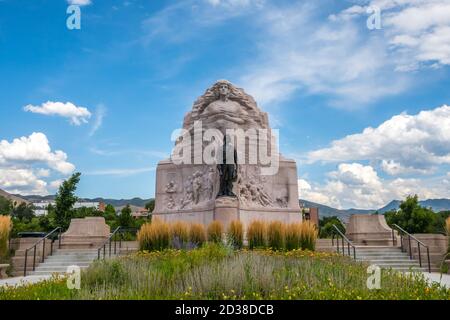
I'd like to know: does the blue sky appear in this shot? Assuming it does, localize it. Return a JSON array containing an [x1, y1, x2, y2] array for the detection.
[[1, 0, 450, 209]]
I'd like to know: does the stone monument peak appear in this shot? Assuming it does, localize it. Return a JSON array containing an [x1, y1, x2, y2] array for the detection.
[[153, 80, 301, 228]]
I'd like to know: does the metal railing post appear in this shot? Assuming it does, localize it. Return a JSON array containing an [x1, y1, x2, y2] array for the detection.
[[408, 235, 412, 259], [418, 243, 422, 267], [391, 229, 395, 246], [24, 250, 28, 277], [427, 248, 431, 273], [42, 238, 45, 262], [342, 237, 345, 256], [33, 246, 37, 271], [109, 239, 112, 257]]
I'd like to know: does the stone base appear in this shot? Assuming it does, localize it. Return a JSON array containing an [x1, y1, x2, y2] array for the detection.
[[152, 206, 302, 230], [214, 196, 239, 229]]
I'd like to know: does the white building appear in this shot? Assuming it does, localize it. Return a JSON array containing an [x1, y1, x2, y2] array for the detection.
[[32, 201, 101, 216]]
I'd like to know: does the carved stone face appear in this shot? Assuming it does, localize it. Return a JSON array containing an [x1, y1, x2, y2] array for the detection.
[[218, 83, 230, 99]]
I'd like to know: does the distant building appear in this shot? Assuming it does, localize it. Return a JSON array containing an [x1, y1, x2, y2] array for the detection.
[[300, 203, 319, 227], [32, 200, 104, 216]]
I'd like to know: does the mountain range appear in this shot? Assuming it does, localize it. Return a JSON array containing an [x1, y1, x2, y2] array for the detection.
[[3, 189, 450, 219]]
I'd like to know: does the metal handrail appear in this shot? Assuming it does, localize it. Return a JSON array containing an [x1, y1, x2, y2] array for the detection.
[[97, 226, 122, 260], [391, 224, 431, 273], [331, 224, 356, 259], [23, 227, 62, 276]]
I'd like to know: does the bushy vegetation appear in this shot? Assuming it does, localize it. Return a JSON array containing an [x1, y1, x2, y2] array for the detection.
[[227, 220, 243, 249], [137, 219, 170, 251], [189, 223, 207, 247], [299, 221, 318, 250], [0, 173, 149, 238], [319, 216, 346, 238], [1, 244, 449, 300], [207, 221, 223, 244], [247, 220, 267, 249], [170, 221, 190, 248], [385, 195, 446, 234], [267, 221, 284, 250], [285, 222, 302, 250], [0, 215, 11, 262]]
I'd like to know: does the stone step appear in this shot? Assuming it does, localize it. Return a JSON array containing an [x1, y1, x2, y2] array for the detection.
[[357, 256, 412, 261], [60, 242, 95, 249], [34, 264, 91, 270]]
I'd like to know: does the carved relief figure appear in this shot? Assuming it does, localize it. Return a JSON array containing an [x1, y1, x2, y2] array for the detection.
[[206, 167, 216, 200], [192, 171, 203, 204], [180, 176, 194, 209], [165, 180, 177, 193], [166, 195, 176, 210]]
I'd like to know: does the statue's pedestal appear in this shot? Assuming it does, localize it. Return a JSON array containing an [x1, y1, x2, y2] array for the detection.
[[214, 196, 239, 229]]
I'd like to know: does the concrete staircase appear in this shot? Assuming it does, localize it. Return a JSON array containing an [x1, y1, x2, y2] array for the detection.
[[316, 239, 438, 272], [31, 249, 102, 276], [355, 246, 429, 272]]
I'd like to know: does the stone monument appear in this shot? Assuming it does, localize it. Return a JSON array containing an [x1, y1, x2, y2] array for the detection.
[[153, 80, 301, 228]]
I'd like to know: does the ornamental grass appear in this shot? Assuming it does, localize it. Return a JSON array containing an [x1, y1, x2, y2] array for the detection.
[[137, 218, 170, 251], [0, 215, 11, 261], [227, 220, 243, 249], [247, 220, 267, 249], [189, 223, 207, 247], [267, 221, 285, 251], [207, 220, 223, 244]]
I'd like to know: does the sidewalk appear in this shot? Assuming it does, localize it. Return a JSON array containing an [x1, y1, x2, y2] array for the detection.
[[0, 275, 53, 288], [420, 272, 450, 288]]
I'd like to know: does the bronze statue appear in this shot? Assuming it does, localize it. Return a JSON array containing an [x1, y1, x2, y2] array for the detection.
[[217, 136, 237, 198]]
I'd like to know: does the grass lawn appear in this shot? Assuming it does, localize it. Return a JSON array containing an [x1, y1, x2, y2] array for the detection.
[[1, 244, 449, 300]]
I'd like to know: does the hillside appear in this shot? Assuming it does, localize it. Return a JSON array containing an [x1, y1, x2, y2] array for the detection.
[[300, 199, 375, 220], [378, 199, 450, 213], [0, 188, 29, 204]]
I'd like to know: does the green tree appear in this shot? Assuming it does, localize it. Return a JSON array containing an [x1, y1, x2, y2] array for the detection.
[[55, 172, 81, 230], [0, 196, 12, 215], [145, 199, 155, 213], [319, 216, 346, 238], [118, 204, 134, 228], [385, 195, 436, 233], [11, 203, 35, 222], [104, 204, 117, 220]]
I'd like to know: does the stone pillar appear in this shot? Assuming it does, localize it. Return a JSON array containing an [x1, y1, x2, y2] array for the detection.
[[214, 197, 239, 230]]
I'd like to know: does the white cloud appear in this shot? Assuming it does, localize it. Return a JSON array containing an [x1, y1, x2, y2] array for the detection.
[[307, 105, 450, 174], [24, 101, 91, 125], [0, 132, 75, 175], [238, 2, 409, 107], [0, 168, 48, 195], [299, 163, 450, 209], [0, 133, 75, 195], [67, 0, 91, 6], [334, 0, 450, 70], [89, 104, 106, 136], [49, 179, 64, 190]]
